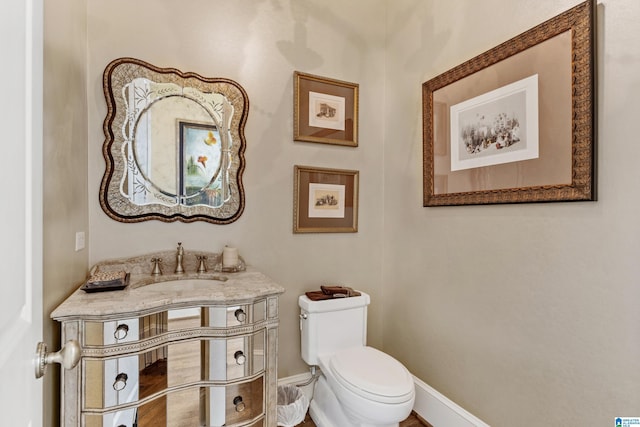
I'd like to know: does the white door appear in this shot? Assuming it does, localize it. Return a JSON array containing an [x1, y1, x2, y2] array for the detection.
[[0, 0, 44, 426]]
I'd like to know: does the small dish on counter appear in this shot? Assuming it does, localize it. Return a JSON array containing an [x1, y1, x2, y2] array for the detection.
[[81, 273, 130, 293]]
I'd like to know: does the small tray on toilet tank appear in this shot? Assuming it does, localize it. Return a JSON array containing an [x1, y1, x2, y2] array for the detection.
[[299, 291, 370, 312]]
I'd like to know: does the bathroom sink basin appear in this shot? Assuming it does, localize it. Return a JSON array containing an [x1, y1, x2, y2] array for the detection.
[[137, 277, 228, 293]]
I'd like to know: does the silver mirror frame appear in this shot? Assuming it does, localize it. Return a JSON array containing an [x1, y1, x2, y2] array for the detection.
[[100, 57, 248, 224]]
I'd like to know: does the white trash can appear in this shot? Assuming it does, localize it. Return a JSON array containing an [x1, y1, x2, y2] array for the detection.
[[276, 385, 309, 427]]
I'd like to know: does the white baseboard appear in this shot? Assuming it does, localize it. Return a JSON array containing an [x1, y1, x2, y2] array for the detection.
[[412, 376, 490, 427], [278, 374, 490, 427]]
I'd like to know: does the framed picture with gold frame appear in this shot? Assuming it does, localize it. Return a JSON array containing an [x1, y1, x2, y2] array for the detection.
[[422, 0, 596, 206], [294, 71, 359, 147], [293, 165, 359, 233]]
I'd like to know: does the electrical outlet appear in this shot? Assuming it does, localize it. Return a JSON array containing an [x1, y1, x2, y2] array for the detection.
[[75, 231, 85, 252]]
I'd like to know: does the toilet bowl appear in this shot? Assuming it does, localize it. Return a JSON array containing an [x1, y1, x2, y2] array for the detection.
[[299, 292, 415, 427], [318, 346, 415, 426]]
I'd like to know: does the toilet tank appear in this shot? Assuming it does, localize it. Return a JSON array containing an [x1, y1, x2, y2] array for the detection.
[[299, 292, 370, 365]]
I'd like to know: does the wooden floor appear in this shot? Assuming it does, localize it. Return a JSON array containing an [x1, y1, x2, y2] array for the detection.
[[296, 410, 431, 427]]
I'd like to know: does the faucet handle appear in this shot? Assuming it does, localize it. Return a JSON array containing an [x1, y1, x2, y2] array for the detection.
[[196, 255, 208, 273], [150, 258, 163, 276]]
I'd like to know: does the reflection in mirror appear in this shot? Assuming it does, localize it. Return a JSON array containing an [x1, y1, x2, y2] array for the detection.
[[127, 84, 230, 207], [133, 97, 224, 203], [137, 387, 202, 426], [100, 57, 248, 223]]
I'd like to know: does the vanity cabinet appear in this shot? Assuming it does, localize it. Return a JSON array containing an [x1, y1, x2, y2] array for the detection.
[[52, 263, 284, 427]]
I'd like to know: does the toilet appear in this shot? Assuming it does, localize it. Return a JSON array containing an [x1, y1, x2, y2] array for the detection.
[[299, 292, 415, 427]]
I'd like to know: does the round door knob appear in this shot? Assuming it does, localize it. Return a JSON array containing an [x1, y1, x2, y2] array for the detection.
[[233, 396, 246, 412], [34, 340, 81, 379], [234, 350, 246, 365], [234, 308, 246, 323], [113, 373, 128, 391], [114, 324, 129, 340]]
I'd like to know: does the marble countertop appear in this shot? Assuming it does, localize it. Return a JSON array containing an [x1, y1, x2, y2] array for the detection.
[[51, 251, 285, 321]]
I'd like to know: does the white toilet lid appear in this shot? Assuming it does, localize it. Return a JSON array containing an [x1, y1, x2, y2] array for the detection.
[[329, 346, 414, 404]]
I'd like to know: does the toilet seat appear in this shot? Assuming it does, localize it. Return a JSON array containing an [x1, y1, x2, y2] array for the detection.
[[328, 346, 414, 405]]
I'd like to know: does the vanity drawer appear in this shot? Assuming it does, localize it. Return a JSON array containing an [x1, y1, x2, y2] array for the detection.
[[203, 331, 266, 381], [84, 355, 140, 410], [83, 378, 264, 427], [83, 388, 198, 427], [83, 408, 137, 427], [84, 312, 171, 347], [203, 299, 267, 328], [83, 300, 268, 348], [224, 376, 264, 426], [83, 331, 265, 410]]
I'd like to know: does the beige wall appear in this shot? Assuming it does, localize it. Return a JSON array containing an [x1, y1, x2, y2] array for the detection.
[[43, 1, 640, 426], [43, 0, 89, 426], [85, 0, 387, 379], [383, 1, 640, 426]]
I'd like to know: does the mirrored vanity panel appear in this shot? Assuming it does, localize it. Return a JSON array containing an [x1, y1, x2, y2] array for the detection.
[[83, 331, 265, 410], [100, 57, 249, 224], [83, 380, 264, 427], [52, 265, 283, 427], [82, 302, 267, 346]]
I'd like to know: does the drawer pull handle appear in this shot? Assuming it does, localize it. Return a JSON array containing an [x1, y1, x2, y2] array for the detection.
[[234, 350, 246, 365], [113, 373, 128, 391], [114, 324, 129, 340], [234, 308, 246, 323], [233, 396, 246, 412]]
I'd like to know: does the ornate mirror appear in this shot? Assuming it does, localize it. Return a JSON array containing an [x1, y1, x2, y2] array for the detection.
[[100, 58, 248, 223]]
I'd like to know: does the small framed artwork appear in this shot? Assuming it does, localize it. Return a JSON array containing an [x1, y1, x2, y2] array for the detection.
[[293, 165, 359, 233], [294, 71, 359, 147], [422, 0, 595, 206]]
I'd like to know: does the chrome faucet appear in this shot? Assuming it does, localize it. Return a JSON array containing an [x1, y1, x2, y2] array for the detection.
[[175, 242, 185, 274]]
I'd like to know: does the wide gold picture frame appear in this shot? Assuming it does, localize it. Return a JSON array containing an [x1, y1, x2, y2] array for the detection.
[[422, 0, 596, 206], [294, 71, 359, 147]]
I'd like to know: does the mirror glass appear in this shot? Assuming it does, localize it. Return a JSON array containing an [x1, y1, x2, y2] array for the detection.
[[84, 308, 266, 426], [100, 58, 248, 223]]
